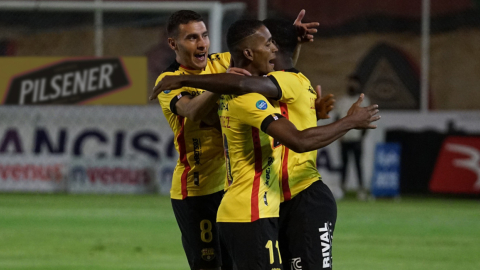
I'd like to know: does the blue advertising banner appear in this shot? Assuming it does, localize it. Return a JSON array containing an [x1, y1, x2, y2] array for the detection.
[[371, 143, 401, 197]]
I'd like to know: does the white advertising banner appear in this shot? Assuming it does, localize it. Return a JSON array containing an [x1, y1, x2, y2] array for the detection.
[[67, 158, 157, 194], [0, 106, 177, 194], [0, 156, 67, 192], [1, 106, 480, 196]]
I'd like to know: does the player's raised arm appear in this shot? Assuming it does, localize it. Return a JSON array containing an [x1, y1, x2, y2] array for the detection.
[[150, 73, 280, 100], [265, 95, 380, 153]]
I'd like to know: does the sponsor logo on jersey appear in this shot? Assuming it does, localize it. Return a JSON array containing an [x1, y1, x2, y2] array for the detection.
[[256, 100, 268, 110], [4, 58, 130, 105], [201, 248, 216, 261], [291, 257, 302, 270], [209, 54, 221, 62], [164, 90, 171, 94], [265, 157, 274, 185], [319, 222, 333, 268], [223, 134, 233, 185], [430, 136, 480, 194], [192, 138, 202, 165]]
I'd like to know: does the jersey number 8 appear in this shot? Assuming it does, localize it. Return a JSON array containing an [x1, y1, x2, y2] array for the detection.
[[200, 219, 213, 243]]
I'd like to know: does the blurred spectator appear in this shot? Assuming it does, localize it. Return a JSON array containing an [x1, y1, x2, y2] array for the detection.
[[334, 74, 370, 200]]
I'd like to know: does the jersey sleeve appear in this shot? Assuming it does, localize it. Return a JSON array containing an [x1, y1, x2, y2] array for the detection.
[[218, 52, 231, 67], [231, 93, 283, 132], [208, 52, 231, 70], [267, 71, 302, 103], [156, 72, 192, 115]]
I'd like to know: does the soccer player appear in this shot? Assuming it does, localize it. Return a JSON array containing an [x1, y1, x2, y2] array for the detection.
[[156, 10, 232, 270], [155, 10, 320, 270], [152, 19, 380, 269]]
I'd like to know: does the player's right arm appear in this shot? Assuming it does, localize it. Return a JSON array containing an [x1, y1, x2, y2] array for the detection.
[[265, 94, 380, 153], [150, 73, 279, 100], [155, 72, 219, 123]]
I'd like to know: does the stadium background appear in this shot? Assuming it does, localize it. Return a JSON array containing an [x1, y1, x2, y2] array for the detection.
[[1, 0, 480, 269]]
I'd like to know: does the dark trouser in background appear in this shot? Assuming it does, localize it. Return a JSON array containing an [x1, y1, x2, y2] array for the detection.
[[340, 141, 363, 189]]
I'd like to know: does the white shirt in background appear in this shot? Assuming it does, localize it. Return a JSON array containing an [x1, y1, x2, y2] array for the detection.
[[334, 94, 370, 142]]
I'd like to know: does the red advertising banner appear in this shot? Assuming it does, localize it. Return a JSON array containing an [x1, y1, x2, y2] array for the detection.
[[430, 136, 480, 194]]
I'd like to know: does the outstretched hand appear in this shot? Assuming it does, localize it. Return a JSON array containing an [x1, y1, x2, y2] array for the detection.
[[347, 94, 380, 129], [293, 9, 319, 43], [149, 76, 183, 100], [314, 85, 335, 120]]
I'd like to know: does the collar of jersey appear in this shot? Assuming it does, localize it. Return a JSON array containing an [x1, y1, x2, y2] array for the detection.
[[179, 63, 204, 75], [282, 67, 300, 74]]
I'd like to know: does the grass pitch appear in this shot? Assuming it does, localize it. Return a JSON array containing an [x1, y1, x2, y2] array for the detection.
[[0, 194, 479, 270]]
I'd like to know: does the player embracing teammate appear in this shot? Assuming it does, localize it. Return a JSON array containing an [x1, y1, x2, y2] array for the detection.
[[152, 10, 380, 270]]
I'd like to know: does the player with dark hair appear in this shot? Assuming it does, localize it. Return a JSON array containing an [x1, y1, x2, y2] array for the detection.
[[155, 10, 321, 270], [158, 10, 232, 270], [152, 19, 380, 269]]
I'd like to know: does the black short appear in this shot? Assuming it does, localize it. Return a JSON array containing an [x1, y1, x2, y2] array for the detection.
[[171, 190, 232, 270], [218, 218, 283, 270], [279, 180, 337, 270]]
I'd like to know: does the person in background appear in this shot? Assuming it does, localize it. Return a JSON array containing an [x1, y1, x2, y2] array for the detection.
[[335, 74, 371, 200]]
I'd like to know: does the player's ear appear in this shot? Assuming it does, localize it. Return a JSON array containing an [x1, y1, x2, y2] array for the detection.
[[243, 48, 254, 61], [168, 37, 177, 51]]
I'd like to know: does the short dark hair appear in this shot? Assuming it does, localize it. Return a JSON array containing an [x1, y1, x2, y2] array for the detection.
[[166, 10, 204, 37], [226, 19, 265, 53], [263, 18, 297, 56]]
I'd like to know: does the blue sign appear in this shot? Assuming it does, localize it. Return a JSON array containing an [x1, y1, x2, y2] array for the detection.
[[371, 143, 401, 197]]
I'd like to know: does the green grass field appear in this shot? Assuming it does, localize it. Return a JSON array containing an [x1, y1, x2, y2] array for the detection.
[[1, 194, 479, 270]]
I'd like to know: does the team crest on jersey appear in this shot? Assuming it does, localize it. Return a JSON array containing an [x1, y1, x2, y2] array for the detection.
[[201, 248, 216, 261], [164, 90, 171, 93], [256, 100, 268, 110]]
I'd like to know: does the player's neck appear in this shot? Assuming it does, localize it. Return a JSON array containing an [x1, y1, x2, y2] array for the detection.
[[235, 59, 262, 76], [175, 56, 198, 71], [273, 55, 294, 71]]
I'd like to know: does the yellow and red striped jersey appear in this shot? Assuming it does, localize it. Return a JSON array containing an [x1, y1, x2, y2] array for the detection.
[[156, 52, 231, 200], [217, 93, 283, 222], [267, 69, 322, 201]]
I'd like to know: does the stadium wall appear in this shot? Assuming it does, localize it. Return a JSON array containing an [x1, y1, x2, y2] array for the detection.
[[4, 29, 480, 109], [1, 106, 480, 196]]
